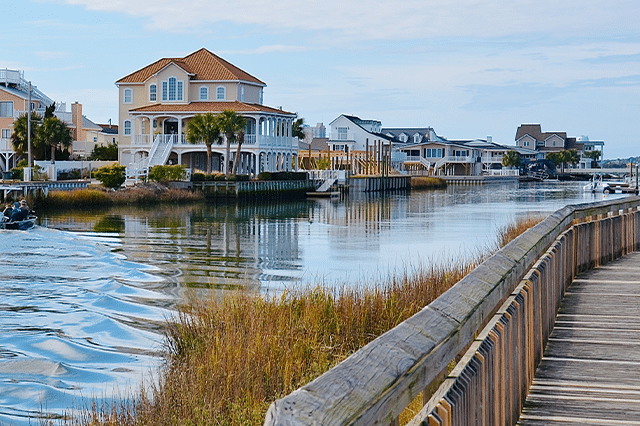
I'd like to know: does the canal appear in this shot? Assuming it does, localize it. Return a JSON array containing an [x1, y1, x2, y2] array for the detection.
[[0, 180, 622, 424]]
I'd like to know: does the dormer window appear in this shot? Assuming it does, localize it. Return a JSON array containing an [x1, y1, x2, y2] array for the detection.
[[216, 86, 226, 101], [200, 86, 209, 101], [399, 133, 408, 143], [413, 134, 421, 143], [162, 77, 184, 101]]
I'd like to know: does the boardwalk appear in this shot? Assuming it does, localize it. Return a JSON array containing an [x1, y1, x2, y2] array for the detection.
[[519, 251, 640, 425]]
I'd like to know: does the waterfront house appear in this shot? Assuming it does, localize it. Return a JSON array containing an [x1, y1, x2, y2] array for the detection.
[[515, 124, 604, 169], [324, 115, 394, 174], [115, 48, 298, 177], [387, 126, 536, 176], [0, 69, 54, 173]]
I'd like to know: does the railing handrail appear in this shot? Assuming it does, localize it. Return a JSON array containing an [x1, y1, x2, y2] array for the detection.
[[264, 196, 640, 425]]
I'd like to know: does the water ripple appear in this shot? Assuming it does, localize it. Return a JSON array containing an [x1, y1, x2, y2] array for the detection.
[[0, 226, 169, 425]]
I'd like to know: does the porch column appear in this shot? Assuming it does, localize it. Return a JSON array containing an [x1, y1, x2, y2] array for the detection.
[[177, 152, 182, 165], [178, 118, 183, 145]]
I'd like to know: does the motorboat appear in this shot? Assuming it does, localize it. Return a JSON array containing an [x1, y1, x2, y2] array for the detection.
[[584, 173, 639, 195], [0, 215, 37, 230]]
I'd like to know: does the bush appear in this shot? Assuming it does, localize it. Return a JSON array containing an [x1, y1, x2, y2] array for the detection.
[[192, 172, 206, 182], [257, 171, 308, 181], [94, 164, 126, 189], [148, 165, 187, 183]]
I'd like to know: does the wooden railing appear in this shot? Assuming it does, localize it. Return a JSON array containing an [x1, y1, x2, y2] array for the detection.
[[264, 196, 640, 426]]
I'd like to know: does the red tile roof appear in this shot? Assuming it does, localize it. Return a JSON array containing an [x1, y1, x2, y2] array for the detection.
[[116, 48, 266, 86], [128, 100, 293, 116]]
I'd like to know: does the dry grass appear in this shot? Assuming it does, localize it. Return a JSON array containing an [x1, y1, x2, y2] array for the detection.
[[410, 176, 447, 190], [41, 185, 204, 209], [71, 214, 545, 426]]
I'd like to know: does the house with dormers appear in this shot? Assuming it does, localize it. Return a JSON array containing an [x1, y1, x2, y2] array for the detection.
[[515, 124, 604, 169], [116, 48, 298, 176], [388, 126, 536, 176]]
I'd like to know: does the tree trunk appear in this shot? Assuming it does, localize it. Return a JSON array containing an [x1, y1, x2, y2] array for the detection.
[[231, 133, 244, 176], [206, 144, 212, 175], [225, 133, 232, 178], [51, 144, 56, 164]]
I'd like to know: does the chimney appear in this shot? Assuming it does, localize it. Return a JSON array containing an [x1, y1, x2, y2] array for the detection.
[[71, 101, 82, 141]]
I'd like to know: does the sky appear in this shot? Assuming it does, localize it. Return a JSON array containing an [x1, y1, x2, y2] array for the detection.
[[3, 0, 640, 159]]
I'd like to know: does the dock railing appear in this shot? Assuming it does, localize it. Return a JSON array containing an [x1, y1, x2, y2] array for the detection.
[[264, 196, 640, 426]]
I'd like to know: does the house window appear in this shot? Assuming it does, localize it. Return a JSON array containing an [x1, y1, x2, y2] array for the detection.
[[200, 86, 209, 100], [216, 86, 226, 100], [124, 120, 131, 135], [413, 134, 421, 143], [0, 101, 14, 117], [259, 89, 263, 105], [337, 127, 348, 140], [241, 86, 245, 102], [124, 89, 132, 104], [399, 134, 408, 142], [162, 77, 183, 101], [149, 84, 157, 101], [1, 129, 10, 138]]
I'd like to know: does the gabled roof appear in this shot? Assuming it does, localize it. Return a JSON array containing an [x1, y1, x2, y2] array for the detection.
[[515, 124, 566, 142], [128, 100, 293, 116], [116, 48, 266, 86]]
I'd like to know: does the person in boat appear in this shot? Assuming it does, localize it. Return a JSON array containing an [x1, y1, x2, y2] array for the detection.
[[10, 201, 28, 222], [2, 203, 13, 218]]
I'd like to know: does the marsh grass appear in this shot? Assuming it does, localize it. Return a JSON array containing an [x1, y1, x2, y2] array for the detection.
[[72, 214, 544, 426], [410, 176, 447, 189], [41, 186, 204, 209]]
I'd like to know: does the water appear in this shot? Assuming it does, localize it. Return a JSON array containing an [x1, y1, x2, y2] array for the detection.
[[0, 180, 622, 423]]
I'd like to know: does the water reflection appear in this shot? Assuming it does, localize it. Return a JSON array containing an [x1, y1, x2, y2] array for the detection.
[[1, 180, 623, 423]]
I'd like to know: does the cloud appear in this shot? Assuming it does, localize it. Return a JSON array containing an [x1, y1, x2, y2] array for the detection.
[[51, 0, 640, 42]]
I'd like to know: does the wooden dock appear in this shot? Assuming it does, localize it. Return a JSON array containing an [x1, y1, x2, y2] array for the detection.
[[519, 251, 640, 425]]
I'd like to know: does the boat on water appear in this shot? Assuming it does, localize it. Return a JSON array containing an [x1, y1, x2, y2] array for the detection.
[[0, 215, 37, 230], [583, 173, 639, 195]]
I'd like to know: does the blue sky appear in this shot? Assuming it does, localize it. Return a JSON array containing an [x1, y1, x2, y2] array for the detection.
[[4, 0, 640, 159]]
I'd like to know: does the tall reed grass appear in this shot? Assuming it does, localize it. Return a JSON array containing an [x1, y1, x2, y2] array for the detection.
[[71, 214, 544, 426], [410, 176, 447, 189], [41, 186, 204, 209]]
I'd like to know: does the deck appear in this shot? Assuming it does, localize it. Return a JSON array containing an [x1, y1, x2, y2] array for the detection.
[[519, 251, 640, 425]]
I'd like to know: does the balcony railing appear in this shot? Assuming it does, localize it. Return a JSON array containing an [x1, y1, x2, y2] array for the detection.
[[132, 133, 294, 148]]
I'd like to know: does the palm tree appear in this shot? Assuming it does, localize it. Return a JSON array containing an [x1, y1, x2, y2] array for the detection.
[[10, 112, 42, 157], [584, 150, 601, 167], [38, 116, 72, 163], [186, 113, 222, 174], [502, 150, 521, 169], [558, 149, 580, 173], [292, 117, 305, 141], [215, 110, 246, 177]]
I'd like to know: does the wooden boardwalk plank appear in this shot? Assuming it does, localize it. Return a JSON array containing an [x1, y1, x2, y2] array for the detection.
[[519, 252, 640, 425]]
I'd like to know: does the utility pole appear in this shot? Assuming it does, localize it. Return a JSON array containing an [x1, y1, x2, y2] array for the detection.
[[25, 81, 32, 181]]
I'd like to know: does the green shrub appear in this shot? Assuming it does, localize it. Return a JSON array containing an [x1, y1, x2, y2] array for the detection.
[[192, 173, 205, 182], [148, 165, 187, 183], [94, 164, 126, 189]]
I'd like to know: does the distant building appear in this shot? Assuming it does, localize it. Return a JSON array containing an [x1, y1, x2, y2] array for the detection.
[[0, 69, 54, 172], [515, 124, 604, 168]]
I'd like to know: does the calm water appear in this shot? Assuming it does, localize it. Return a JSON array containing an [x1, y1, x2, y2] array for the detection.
[[0, 180, 623, 424]]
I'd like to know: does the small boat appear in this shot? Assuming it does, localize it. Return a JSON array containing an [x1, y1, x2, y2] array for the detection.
[[0, 215, 37, 230], [584, 173, 639, 194]]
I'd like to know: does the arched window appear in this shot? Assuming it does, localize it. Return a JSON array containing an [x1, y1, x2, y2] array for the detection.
[[124, 120, 132, 135], [216, 86, 226, 101], [162, 77, 183, 101], [200, 86, 209, 100], [124, 88, 132, 104], [149, 84, 157, 102]]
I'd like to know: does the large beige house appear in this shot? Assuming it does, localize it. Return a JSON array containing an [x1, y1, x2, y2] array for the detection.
[[116, 48, 298, 176]]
